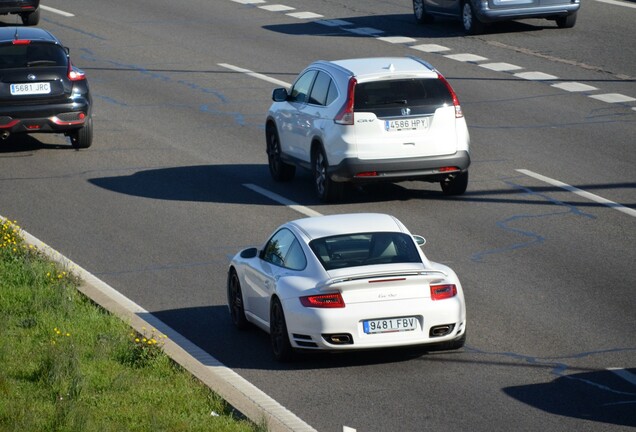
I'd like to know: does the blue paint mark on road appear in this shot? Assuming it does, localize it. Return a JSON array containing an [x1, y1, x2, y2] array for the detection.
[[471, 179, 596, 262]]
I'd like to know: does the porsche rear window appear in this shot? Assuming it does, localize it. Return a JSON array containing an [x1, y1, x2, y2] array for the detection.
[[309, 232, 421, 271], [0, 43, 67, 69]]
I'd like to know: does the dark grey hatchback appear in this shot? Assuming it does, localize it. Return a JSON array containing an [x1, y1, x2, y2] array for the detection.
[[0, 27, 92, 149], [0, 0, 40, 26]]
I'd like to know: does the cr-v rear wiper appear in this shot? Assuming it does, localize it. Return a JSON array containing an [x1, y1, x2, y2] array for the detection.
[[378, 99, 407, 105]]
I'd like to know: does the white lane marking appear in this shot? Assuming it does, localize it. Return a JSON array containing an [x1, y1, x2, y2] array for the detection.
[[287, 11, 323, 19], [517, 169, 636, 218], [41, 5, 75, 17], [2, 214, 318, 432], [479, 62, 523, 72], [514, 71, 558, 80], [608, 368, 636, 386], [231, 0, 266, 4], [595, 0, 636, 8], [551, 82, 598, 92], [315, 19, 354, 27], [410, 43, 451, 53], [343, 427, 357, 432], [444, 53, 488, 62], [259, 4, 295, 12], [244, 184, 323, 217], [589, 93, 636, 103], [218, 63, 290, 87], [377, 36, 417, 44]]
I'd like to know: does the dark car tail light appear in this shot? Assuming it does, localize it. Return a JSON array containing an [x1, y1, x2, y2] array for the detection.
[[300, 292, 345, 308], [334, 77, 357, 125], [430, 284, 457, 300], [437, 73, 463, 118], [12, 40, 31, 45], [67, 62, 86, 81]]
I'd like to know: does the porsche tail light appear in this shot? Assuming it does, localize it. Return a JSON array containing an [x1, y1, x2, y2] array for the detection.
[[334, 77, 357, 125], [430, 284, 457, 300], [300, 293, 345, 308], [437, 73, 463, 118]]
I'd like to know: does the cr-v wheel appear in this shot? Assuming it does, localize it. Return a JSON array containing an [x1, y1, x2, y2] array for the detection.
[[413, 0, 434, 23], [312, 147, 343, 203], [441, 171, 468, 195], [266, 124, 295, 181]]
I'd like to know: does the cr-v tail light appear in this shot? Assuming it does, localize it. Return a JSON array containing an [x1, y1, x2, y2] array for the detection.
[[334, 77, 357, 125], [437, 73, 463, 118]]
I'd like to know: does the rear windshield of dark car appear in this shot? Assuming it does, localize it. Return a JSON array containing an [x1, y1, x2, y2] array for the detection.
[[0, 43, 67, 69], [354, 78, 453, 117]]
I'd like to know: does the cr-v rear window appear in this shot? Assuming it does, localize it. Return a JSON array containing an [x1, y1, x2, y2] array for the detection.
[[354, 78, 453, 117], [0, 43, 67, 69]]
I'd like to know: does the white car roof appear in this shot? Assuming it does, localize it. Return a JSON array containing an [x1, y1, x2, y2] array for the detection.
[[329, 57, 439, 81], [288, 213, 409, 241]]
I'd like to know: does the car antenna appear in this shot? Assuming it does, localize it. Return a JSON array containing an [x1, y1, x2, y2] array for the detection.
[[14, 27, 19, 40]]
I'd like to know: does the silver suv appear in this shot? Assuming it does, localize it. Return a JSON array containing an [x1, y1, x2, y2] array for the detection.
[[265, 56, 470, 202], [413, 0, 580, 34]]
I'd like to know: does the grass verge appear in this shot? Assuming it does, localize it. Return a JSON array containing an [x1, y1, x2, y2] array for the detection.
[[0, 219, 264, 432]]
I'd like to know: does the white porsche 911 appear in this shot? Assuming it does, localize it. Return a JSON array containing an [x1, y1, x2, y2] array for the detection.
[[227, 213, 466, 361]]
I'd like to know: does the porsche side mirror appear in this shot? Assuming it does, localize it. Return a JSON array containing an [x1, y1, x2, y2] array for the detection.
[[413, 235, 426, 246]]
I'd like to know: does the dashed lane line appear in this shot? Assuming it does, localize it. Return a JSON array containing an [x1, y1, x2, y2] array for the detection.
[[232, 0, 636, 108], [41, 5, 75, 17], [243, 184, 323, 217], [608, 368, 636, 386], [517, 169, 636, 218]]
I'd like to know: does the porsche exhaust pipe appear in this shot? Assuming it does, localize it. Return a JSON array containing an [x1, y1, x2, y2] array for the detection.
[[1, 131, 9, 140], [324, 333, 353, 345]]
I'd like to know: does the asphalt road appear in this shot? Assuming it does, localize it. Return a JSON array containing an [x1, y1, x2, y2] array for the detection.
[[1, 1, 635, 431]]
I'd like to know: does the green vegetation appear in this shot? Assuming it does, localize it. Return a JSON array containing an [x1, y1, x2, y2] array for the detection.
[[0, 219, 264, 432]]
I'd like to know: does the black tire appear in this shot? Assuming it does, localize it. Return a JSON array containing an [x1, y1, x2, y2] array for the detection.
[[441, 171, 468, 196], [270, 298, 294, 362], [266, 124, 295, 182], [312, 146, 343, 203], [70, 116, 93, 149], [556, 12, 577, 28], [462, 2, 486, 35], [21, 7, 40, 26], [413, 0, 434, 24], [228, 270, 249, 330]]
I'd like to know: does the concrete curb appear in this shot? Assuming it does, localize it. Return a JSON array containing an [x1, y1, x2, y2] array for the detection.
[[8, 219, 317, 432]]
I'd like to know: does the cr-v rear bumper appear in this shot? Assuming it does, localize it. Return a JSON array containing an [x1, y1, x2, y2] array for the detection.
[[328, 151, 470, 183]]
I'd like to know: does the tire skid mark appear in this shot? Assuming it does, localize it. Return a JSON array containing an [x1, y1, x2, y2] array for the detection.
[[471, 180, 595, 262]]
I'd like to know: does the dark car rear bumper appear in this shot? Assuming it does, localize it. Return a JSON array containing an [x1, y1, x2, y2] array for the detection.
[[0, 98, 91, 134], [327, 151, 471, 183], [0, 1, 39, 14]]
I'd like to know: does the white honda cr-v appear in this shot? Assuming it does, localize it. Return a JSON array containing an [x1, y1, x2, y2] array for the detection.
[[265, 56, 470, 202]]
